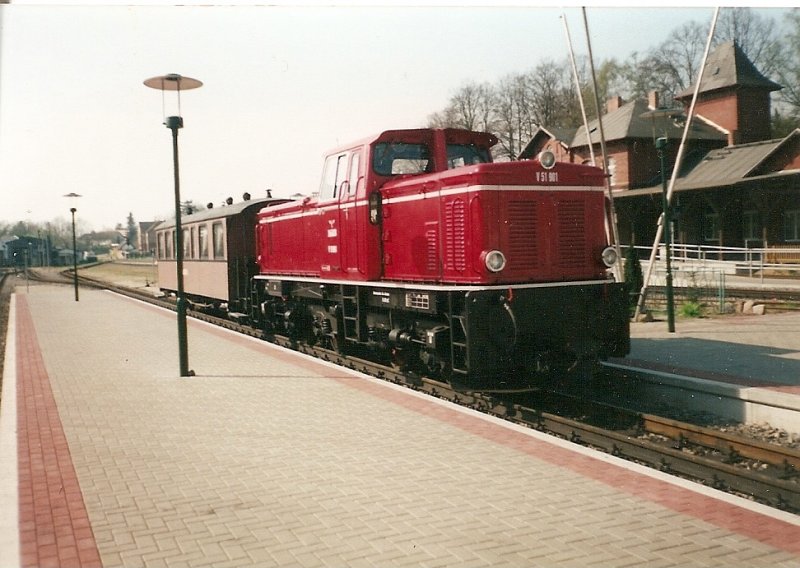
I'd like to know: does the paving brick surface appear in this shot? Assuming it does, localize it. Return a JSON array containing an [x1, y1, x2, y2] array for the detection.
[[8, 285, 800, 567]]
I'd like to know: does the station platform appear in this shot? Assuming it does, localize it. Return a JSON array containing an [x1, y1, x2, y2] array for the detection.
[[2, 285, 800, 567], [610, 310, 800, 431], [627, 311, 800, 388]]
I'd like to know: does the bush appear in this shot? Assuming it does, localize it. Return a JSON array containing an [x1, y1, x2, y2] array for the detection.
[[679, 301, 704, 318]]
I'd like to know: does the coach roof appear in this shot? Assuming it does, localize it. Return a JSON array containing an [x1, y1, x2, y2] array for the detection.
[[156, 197, 275, 231]]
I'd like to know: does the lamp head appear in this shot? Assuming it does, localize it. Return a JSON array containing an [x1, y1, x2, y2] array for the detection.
[[143, 74, 202, 127]]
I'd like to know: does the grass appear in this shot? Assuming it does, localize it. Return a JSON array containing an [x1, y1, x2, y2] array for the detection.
[[81, 260, 158, 289]]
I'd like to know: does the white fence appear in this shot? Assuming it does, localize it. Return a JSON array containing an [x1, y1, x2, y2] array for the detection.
[[625, 244, 800, 314]]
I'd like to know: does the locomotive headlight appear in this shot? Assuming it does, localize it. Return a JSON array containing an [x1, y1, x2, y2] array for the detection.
[[601, 246, 619, 268], [483, 250, 507, 273], [538, 150, 556, 169]]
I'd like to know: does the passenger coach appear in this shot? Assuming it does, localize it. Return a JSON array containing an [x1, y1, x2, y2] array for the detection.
[[156, 194, 288, 315]]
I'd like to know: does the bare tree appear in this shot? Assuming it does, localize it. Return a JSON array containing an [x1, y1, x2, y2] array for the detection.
[[715, 7, 783, 78], [773, 9, 800, 126], [424, 7, 788, 152], [622, 8, 783, 105], [427, 82, 495, 132]]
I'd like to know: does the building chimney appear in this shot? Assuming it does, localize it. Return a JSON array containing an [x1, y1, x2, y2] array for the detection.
[[606, 96, 624, 114], [648, 90, 660, 110]]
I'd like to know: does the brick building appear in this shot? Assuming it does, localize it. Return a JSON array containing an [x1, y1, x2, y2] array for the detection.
[[523, 41, 800, 250]]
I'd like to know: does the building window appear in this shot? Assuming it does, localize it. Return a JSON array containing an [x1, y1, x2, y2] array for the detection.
[[703, 212, 719, 242], [785, 210, 800, 242], [212, 222, 225, 259], [743, 210, 760, 245], [199, 225, 209, 259]]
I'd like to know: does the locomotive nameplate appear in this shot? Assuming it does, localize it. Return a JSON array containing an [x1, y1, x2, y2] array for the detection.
[[369, 289, 436, 314], [535, 171, 559, 183]]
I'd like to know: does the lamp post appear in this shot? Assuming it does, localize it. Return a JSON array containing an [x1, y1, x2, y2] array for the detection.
[[144, 73, 202, 377], [640, 107, 679, 333], [655, 137, 676, 333], [63, 192, 82, 302]]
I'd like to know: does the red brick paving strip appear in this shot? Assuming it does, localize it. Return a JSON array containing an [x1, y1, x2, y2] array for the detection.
[[15, 295, 102, 568]]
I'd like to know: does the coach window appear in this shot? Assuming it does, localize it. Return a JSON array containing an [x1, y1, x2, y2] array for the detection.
[[190, 227, 197, 259], [157, 233, 165, 260], [212, 222, 225, 259], [199, 225, 209, 259], [183, 228, 191, 258], [167, 231, 174, 259]]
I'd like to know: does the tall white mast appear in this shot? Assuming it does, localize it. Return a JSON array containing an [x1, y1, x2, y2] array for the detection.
[[634, 8, 721, 321]]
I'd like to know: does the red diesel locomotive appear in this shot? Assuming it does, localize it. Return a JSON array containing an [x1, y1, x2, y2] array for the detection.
[[252, 128, 629, 391]]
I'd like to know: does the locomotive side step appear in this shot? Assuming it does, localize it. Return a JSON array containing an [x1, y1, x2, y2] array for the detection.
[[450, 313, 468, 375], [340, 285, 367, 342]]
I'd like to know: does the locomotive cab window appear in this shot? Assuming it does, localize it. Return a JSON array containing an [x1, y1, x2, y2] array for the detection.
[[319, 153, 349, 201], [348, 152, 360, 196], [373, 142, 430, 176], [446, 144, 490, 169]]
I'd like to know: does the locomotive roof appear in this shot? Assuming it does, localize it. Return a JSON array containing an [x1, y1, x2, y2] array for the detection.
[[323, 127, 498, 155], [155, 197, 283, 231]]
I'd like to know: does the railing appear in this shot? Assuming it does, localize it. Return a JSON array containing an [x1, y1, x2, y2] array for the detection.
[[628, 243, 800, 276], [623, 243, 800, 314]]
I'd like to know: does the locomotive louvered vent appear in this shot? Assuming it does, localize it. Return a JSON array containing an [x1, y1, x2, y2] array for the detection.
[[444, 199, 467, 271], [558, 200, 586, 268], [508, 201, 538, 269], [426, 228, 439, 273]]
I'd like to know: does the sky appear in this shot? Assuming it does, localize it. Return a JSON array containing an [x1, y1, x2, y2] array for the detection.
[[0, 2, 792, 231]]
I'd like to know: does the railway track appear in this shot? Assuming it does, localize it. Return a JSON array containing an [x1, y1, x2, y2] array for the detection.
[[19, 269, 800, 512]]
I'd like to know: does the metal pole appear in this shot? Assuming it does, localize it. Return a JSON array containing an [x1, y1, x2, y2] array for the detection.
[[582, 8, 623, 282], [561, 14, 595, 166], [658, 138, 675, 332], [167, 115, 191, 377], [70, 207, 79, 302], [635, 7, 719, 320]]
